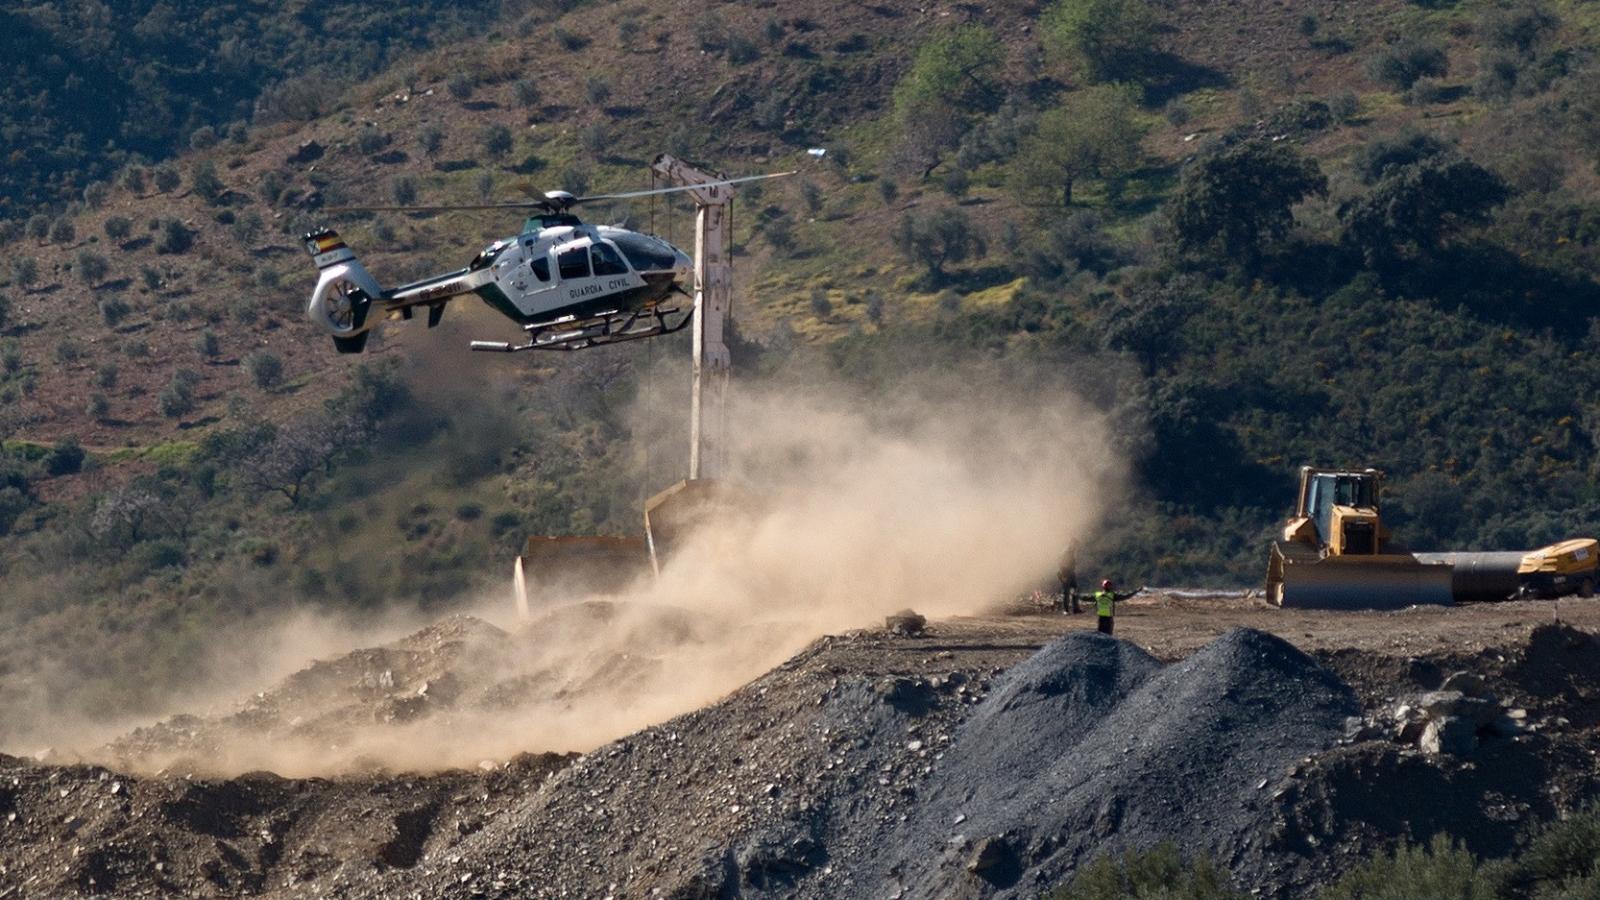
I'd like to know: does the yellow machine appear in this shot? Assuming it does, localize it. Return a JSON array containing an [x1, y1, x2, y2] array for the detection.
[[1514, 538, 1598, 599], [1266, 467, 1454, 609], [1267, 466, 1600, 608]]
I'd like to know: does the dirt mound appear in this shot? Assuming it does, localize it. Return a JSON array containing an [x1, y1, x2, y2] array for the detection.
[[867, 629, 1360, 897], [94, 599, 788, 776], [100, 615, 514, 775], [5, 608, 1600, 899], [0, 750, 572, 897]]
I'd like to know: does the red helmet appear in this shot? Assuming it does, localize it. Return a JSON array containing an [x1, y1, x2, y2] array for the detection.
[[1101, 579, 1113, 590]]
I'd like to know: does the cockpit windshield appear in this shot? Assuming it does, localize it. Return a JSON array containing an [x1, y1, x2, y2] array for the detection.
[[611, 232, 681, 272]]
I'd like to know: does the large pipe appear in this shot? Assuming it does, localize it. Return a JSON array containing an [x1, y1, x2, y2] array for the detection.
[[1412, 551, 1527, 603]]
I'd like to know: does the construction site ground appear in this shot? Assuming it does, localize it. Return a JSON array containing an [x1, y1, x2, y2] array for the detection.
[[3, 592, 1599, 898]]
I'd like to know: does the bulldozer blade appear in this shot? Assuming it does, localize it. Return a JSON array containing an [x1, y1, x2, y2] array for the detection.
[[1267, 541, 1455, 610]]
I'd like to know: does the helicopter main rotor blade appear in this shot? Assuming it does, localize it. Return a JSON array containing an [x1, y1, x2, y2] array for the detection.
[[324, 202, 548, 213], [570, 172, 797, 206], [325, 171, 796, 214]]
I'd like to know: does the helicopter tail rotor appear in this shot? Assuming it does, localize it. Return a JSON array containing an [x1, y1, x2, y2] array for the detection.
[[304, 228, 384, 352]]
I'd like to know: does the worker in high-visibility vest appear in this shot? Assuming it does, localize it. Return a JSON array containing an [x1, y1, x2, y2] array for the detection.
[[1092, 579, 1143, 635]]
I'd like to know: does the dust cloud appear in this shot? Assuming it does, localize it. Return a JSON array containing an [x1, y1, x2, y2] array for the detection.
[[32, 365, 1126, 776]]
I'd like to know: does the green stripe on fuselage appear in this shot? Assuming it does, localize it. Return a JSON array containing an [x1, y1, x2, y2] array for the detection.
[[473, 283, 528, 323]]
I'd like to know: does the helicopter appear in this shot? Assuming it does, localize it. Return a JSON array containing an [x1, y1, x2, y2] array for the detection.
[[304, 172, 792, 354]]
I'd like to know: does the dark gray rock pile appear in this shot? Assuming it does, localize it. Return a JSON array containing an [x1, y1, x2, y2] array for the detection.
[[871, 628, 1360, 899]]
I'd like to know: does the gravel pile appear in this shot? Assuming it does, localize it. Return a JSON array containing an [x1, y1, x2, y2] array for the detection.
[[868, 628, 1361, 898]]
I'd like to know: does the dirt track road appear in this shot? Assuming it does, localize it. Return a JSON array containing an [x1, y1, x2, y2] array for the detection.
[[1000, 592, 1600, 660]]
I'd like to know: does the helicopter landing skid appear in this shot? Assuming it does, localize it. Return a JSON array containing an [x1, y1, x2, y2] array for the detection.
[[469, 304, 692, 354]]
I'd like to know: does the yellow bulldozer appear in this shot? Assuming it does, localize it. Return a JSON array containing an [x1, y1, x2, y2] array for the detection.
[[1266, 466, 1598, 608]]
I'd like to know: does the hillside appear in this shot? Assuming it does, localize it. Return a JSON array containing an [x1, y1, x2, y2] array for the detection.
[[1, 0, 1599, 784]]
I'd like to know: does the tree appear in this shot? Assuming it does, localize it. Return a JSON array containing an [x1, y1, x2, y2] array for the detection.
[[1340, 156, 1509, 266], [1481, 1, 1558, 57], [50, 218, 76, 245], [1011, 83, 1147, 206], [892, 25, 1004, 176], [1042, 0, 1158, 82], [893, 207, 986, 284], [1168, 140, 1327, 266], [90, 485, 165, 547], [239, 411, 368, 505], [1356, 130, 1451, 184], [104, 216, 133, 242]]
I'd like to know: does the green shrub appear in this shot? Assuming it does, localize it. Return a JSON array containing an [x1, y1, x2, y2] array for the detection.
[[556, 27, 595, 50], [809, 288, 832, 319], [1367, 38, 1448, 91], [417, 126, 444, 156], [392, 176, 419, 206], [188, 125, 219, 150], [244, 351, 284, 390], [579, 122, 608, 156], [1051, 842, 1245, 899], [727, 34, 760, 64], [191, 160, 224, 203], [157, 371, 199, 417], [1487, 807, 1600, 897], [98, 297, 130, 328], [78, 251, 110, 286], [356, 127, 388, 155], [1320, 835, 1490, 900], [153, 165, 181, 193], [11, 257, 38, 289], [83, 182, 110, 209], [481, 123, 514, 158], [446, 71, 475, 99], [156, 220, 193, 255], [45, 438, 85, 476]]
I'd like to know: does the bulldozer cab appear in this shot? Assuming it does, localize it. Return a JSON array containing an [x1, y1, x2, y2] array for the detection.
[[1297, 468, 1384, 556], [1269, 465, 1454, 609]]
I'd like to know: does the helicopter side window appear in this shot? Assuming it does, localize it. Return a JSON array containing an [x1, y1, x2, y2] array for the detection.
[[557, 245, 590, 280], [591, 241, 630, 276], [612, 232, 679, 272], [529, 254, 550, 282]]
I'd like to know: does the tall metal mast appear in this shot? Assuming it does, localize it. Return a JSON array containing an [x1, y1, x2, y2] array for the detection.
[[648, 153, 734, 479]]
